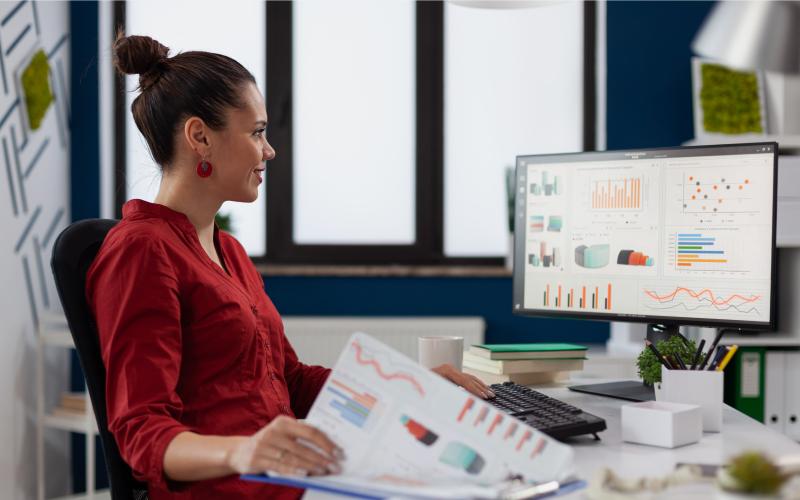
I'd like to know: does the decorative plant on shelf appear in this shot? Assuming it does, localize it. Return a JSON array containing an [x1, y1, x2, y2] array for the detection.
[[505, 165, 516, 234], [700, 62, 763, 134], [636, 336, 700, 386], [215, 212, 233, 234], [717, 451, 788, 496]]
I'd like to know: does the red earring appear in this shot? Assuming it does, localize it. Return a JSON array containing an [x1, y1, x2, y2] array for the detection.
[[196, 159, 213, 178]]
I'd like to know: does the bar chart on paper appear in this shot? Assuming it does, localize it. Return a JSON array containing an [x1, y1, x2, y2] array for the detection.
[[325, 378, 378, 428]]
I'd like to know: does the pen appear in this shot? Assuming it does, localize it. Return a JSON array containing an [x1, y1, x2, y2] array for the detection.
[[690, 339, 706, 370], [675, 331, 692, 348], [698, 330, 725, 370], [707, 346, 728, 371], [674, 352, 688, 370], [646, 340, 673, 370], [716, 345, 739, 371]]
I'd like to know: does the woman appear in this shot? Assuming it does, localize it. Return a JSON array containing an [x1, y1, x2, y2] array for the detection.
[[86, 34, 493, 499]]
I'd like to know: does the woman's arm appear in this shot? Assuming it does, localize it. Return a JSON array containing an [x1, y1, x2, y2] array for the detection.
[[431, 364, 495, 399], [163, 416, 343, 481]]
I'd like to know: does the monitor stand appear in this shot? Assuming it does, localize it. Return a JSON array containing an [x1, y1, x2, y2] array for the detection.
[[568, 323, 681, 402]]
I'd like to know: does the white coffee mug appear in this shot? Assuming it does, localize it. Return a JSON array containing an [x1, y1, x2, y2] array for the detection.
[[418, 336, 464, 370]]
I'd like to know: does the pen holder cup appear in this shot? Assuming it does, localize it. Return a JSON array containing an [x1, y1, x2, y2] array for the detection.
[[655, 367, 723, 432]]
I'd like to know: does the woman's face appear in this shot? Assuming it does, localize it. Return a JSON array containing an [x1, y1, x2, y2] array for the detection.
[[209, 82, 275, 203]]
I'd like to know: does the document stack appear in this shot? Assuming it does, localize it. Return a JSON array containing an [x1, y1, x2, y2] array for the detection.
[[463, 343, 588, 385]]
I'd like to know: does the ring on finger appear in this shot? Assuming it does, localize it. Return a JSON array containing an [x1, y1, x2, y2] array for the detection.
[[275, 448, 287, 461]]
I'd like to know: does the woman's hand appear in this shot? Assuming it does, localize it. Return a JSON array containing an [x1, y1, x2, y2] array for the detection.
[[226, 415, 344, 477], [431, 363, 495, 399]]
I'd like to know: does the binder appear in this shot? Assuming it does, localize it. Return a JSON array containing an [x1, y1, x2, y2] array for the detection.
[[764, 351, 785, 433], [783, 351, 800, 441], [723, 347, 765, 423]]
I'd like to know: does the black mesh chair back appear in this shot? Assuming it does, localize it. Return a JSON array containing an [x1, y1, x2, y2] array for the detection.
[[50, 219, 148, 500]]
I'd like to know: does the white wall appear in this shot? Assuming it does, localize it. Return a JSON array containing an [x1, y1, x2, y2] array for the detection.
[[0, 1, 71, 498]]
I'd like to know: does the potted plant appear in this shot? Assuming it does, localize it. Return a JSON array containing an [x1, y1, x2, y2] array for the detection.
[[716, 451, 787, 498], [505, 166, 516, 269], [215, 212, 234, 233], [636, 335, 700, 386]]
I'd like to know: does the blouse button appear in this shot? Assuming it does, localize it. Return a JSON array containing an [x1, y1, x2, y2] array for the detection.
[[251, 304, 258, 315]]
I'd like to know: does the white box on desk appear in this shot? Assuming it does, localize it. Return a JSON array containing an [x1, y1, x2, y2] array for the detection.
[[622, 401, 702, 448]]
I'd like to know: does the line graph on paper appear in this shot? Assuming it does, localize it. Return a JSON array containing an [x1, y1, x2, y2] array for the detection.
[[351, 340, 426, 397], [641, 285, 767, 321]]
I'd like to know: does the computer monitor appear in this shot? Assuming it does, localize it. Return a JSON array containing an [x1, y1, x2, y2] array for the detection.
[[512, 143, 778, 400]]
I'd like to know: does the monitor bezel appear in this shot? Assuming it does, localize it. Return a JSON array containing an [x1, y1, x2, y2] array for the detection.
[[512, 142, 779, 332]]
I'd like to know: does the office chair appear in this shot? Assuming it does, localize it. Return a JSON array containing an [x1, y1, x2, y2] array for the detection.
[[50, 219, 148, 500]]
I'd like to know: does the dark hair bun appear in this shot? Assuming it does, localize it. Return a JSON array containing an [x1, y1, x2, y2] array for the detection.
[[113, 33, 169, 86]]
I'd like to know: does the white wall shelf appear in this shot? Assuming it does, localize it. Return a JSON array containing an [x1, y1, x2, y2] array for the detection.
[[43, 413, 99, 435], [52, 491, 110, 500], [684, 134, 800, 152], [720, 337, 800, 347], [36, 313, 101, 500]]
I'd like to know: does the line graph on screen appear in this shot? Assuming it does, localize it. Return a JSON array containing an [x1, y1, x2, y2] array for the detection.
[[641, 285, 765, 319]]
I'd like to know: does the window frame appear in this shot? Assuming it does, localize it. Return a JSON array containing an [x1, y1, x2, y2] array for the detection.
[[113, 1, 596, 266]]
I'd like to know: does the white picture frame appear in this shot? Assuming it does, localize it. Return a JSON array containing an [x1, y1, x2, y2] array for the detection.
[[691, 56, 768, 140]]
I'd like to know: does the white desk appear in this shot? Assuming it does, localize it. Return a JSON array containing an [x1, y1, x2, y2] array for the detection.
[[539, 380, 800, 497], [306, 379, 800, 499]]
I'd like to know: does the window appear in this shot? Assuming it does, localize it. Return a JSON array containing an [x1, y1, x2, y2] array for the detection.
[[444, 2, 586, 257], [293, 0, 416, 245], [118, 0, 266, 255], [115, 2, 595, 264]]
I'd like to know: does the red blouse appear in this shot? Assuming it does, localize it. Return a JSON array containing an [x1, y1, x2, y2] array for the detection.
[[86, 200, 330, 499]]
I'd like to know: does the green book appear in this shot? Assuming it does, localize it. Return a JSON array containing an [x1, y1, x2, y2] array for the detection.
[[469, 343, 588, 360]]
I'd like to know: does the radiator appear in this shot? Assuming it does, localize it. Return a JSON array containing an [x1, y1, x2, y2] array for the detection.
[[282, 316, 485, 368]]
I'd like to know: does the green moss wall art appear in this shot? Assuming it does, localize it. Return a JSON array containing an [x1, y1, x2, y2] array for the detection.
[[698, 61, 764, 135], [21, 49, 54, 131]]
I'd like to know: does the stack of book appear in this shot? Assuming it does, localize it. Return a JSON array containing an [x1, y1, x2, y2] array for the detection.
[[52, 392, 88, 417], [463, 343, 588, 385]]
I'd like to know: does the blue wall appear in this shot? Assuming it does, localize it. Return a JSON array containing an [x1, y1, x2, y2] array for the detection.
[[607, 1, 715, 150], [265, 277, 609, 344]]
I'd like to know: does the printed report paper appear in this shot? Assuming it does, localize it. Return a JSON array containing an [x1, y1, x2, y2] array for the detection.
[[256, 332, 575, 498]]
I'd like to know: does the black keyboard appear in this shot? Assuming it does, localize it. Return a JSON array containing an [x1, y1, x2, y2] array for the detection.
[[487, 382, 606, 441]]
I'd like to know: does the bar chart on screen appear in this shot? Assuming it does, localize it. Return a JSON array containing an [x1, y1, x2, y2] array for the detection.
[[590, 175, 643, 210], [539, 282, 613, 310], [527, 169, 563, 197], [574, 166, 659, 228], [663, 230, 771, 277], [671, 233, 728, 269]]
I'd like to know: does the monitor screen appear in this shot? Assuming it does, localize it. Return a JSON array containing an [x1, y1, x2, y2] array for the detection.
[[512, 143, 778, 330]]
